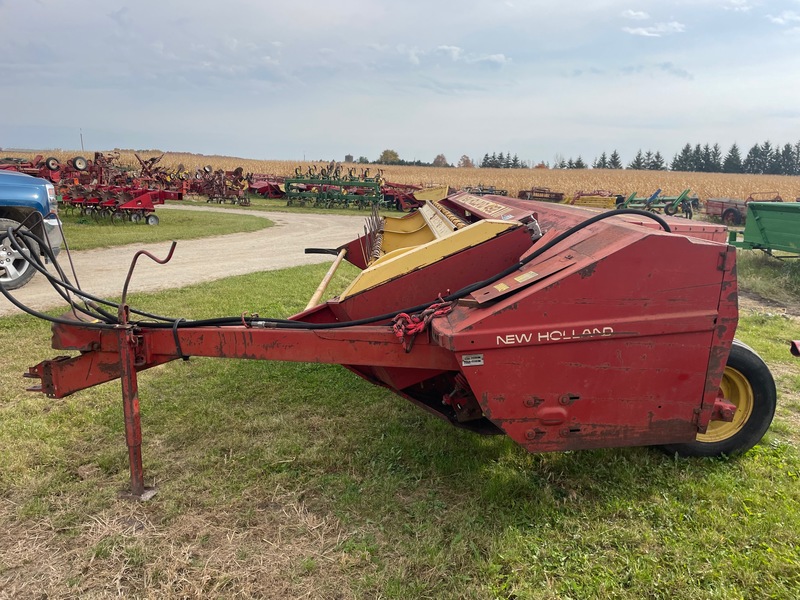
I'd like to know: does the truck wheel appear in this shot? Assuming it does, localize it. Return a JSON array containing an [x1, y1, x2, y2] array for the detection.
[[660, 340, 776, 457], [0, 218, 39, 290], [722, 208, 741, 226], [45, 157, 60, 171]]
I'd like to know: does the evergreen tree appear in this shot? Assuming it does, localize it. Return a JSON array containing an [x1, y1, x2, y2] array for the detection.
[[779, 143, 797, 175], [649, 151, 666, 170], [567, 158, 575, 169], [627, 150, 646, 170], [496, 152, 505, 168], [511, 154, 521, 169], [573, 156, 587, 169], [743, 143, 763, 174], [722, 143, 743, 174], [794, 140, 800, 175], [593, 152, 608, 169], [762, 141, 780, 174], [711, 144, 723, 172], [608, 150, 623, 169], [700, 144, 713, 172], [643, 150, 654, 169], [671, 143, 693, 171], [692, 144, 704, 171], [480, 153, 490, 168]]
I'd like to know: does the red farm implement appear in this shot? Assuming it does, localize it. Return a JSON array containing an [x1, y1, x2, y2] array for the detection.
[[517, 186, 564, 202], [0, 154, 64, 182], [6, 193, 777, 499], [188, 166, 250, 205], [58, 185, 181, 224], [704, 191, 784, 226], [249, 174, 286, 199]]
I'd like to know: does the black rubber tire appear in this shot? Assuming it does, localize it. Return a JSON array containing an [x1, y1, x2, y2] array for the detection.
[[722, 208, 742, 226], [45, 156, 60, 171], [660, 340, 776, 457], [664, 204, 678, 216], [146, 214, 160, 226], [73, 156, 88, 171], [0, 218, 39, 290]]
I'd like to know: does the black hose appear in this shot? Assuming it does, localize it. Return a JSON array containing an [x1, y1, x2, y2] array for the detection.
[[6, 227, 174, 323], [10, 228, 121, 323], [140, 208, 673, 331], [4, 209, 671, 332]]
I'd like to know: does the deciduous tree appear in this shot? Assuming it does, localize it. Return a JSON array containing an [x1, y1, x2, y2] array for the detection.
[[376, 149, 400, 164], [457, 155, 475, 168]]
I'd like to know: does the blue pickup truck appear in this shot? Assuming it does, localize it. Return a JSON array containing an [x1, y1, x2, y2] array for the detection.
[[0, 170, 63, 289]]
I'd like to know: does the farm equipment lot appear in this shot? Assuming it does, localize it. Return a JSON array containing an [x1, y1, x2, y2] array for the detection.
[[1, 197, 799, 598]]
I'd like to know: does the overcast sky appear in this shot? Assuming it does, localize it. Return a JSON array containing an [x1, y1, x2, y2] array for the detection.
[[1, 0, 799, 165]]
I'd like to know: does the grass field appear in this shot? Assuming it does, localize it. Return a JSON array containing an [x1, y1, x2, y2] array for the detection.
[[58, 208, 271, 251], [1, 262, 799, 599]]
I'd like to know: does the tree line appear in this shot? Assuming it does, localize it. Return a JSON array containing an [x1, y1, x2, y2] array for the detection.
[[368, 140, 800, 175]]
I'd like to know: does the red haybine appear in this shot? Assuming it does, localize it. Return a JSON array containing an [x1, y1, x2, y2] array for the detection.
[[7, 193, 776, 499]]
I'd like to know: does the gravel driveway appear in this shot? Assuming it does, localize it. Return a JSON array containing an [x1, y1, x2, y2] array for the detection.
[[0, 205, 367, 317]]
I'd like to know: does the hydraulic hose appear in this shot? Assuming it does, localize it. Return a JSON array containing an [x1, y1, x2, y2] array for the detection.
[[3, 209, 671, 332]]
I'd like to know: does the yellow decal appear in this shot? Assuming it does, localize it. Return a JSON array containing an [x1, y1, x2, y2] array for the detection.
[[514, 271, 539, 283]]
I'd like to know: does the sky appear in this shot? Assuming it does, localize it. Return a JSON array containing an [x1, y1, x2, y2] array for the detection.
[[1, 0, 799, 166]]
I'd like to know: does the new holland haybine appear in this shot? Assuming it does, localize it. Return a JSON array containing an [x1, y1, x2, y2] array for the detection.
[[3, 193, 777, 499]]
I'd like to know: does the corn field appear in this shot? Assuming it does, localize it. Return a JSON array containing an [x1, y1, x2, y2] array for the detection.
[[3, 149, 800, 200]]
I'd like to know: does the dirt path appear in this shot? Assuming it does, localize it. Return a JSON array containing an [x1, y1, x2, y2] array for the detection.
[[0, 205, 366, 317]]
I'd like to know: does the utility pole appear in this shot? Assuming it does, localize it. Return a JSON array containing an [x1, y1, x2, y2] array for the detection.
[[80, 129, 85, 152]]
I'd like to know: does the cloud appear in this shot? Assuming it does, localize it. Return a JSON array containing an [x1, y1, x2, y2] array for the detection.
[[436, 45, 464, 61], [656, 62, 693, 80], [396, 44, 423, 65], [621, 9, 649, 20], [724, 0, 754, 12], [468, 53, 511, 67], [616, 62, 693, 79], [767, 11, 800, 26], [108, 6, 130, 27], [434, 46, 510, 67], [623, 21, 686, 37]]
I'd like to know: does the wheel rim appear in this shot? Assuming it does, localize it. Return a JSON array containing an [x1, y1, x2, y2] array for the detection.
[[697, 366, 754, 443], [0, 236, 32, 285]]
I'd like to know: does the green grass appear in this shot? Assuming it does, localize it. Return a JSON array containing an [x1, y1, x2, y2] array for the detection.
[[1, 263, 799, 598], [737, 250, 800, 304], [58, 208, 272, 250]]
